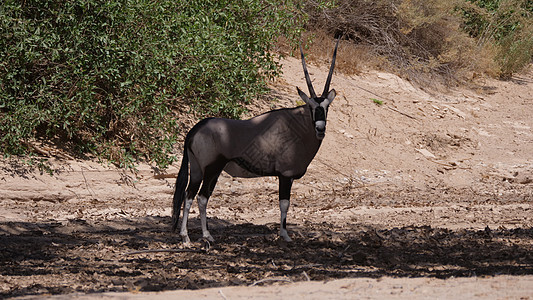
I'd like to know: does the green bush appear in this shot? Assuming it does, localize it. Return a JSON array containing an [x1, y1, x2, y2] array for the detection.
[[462, 0, 533, 78], [0, 0, 305, 167]]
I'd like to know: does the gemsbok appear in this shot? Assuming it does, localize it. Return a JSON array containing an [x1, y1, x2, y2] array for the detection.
[[172, 40, 339, 244]]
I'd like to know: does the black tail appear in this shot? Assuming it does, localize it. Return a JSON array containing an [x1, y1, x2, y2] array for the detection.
[[171, 145, 189, 232]]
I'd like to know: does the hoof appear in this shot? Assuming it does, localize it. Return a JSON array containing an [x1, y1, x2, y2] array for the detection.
[[181, 235, 192, 247], [199, 237, 213, 251], [204, 234, 215, 243], [280, 234, 293, 242]]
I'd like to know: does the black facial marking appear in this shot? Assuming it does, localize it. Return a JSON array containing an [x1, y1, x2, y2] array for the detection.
[[314, 106, 326, 121]]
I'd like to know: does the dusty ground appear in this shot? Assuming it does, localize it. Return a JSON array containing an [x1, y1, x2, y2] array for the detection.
[[1, 55, 532, 299]]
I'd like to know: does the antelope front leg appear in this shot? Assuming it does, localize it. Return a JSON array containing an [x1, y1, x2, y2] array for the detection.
[[279, 199, 292, 242], [278, 176, 294, 242]]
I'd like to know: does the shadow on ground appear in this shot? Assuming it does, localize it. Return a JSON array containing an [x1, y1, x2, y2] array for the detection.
[[1, 217, 532, 297]]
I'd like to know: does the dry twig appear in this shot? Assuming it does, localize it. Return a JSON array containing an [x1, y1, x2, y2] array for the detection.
[[218, 289, 228, 300], [424, 157, 471, 170], [124, 248, 204, 255], [302, 271, 311, 281], [291, 263, 322, 270], [385, 105, 418, 120], [250, 277, 293, 287], [154, 173, 178, 179]]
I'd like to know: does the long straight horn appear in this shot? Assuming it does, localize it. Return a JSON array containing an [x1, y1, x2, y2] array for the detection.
[[321, 39, 339, 97], [300, 45, 317, 98]]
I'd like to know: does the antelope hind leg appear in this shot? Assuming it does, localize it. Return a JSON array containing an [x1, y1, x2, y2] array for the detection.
[[180, 196, 194, 245], [197, 194, 215, 242]]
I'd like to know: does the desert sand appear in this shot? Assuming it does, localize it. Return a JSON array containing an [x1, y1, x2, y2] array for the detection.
[[1, 57, 532, 299]]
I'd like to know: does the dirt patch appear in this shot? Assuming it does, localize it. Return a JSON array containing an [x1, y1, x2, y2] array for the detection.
[[1, 200, 532, 297], [1, 59, 532, 298]]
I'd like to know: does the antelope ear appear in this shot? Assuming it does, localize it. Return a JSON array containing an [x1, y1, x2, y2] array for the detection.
[[324, 89, 336, 106], [297, 87, 310, 104]]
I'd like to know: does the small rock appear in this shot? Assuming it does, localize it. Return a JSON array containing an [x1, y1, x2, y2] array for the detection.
[[416, 148, 436, 159], [514, 174, 532, 184]]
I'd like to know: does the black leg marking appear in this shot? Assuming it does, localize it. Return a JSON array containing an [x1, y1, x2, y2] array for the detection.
[[279, 176, 293, 242], [278, 176, 293, 200]]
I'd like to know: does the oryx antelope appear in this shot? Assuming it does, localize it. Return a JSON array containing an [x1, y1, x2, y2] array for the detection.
[[172, 41, 339, 244]]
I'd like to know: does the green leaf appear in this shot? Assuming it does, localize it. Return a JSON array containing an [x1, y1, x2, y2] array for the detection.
[[372, 98, 384, 105]]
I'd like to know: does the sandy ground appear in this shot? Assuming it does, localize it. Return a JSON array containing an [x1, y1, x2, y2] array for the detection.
[[1, 55, 532, 299]]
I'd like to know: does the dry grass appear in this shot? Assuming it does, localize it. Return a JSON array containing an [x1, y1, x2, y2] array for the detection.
[[300, 30, 383, 75], [299, 0, 526, 86], [274, 0, 532, 87]]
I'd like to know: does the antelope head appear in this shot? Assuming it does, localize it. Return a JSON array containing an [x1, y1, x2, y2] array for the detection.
[[297, 40, 339, 140]]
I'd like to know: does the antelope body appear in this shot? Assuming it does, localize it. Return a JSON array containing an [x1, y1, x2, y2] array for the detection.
[[172, 41, 339, 244]]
